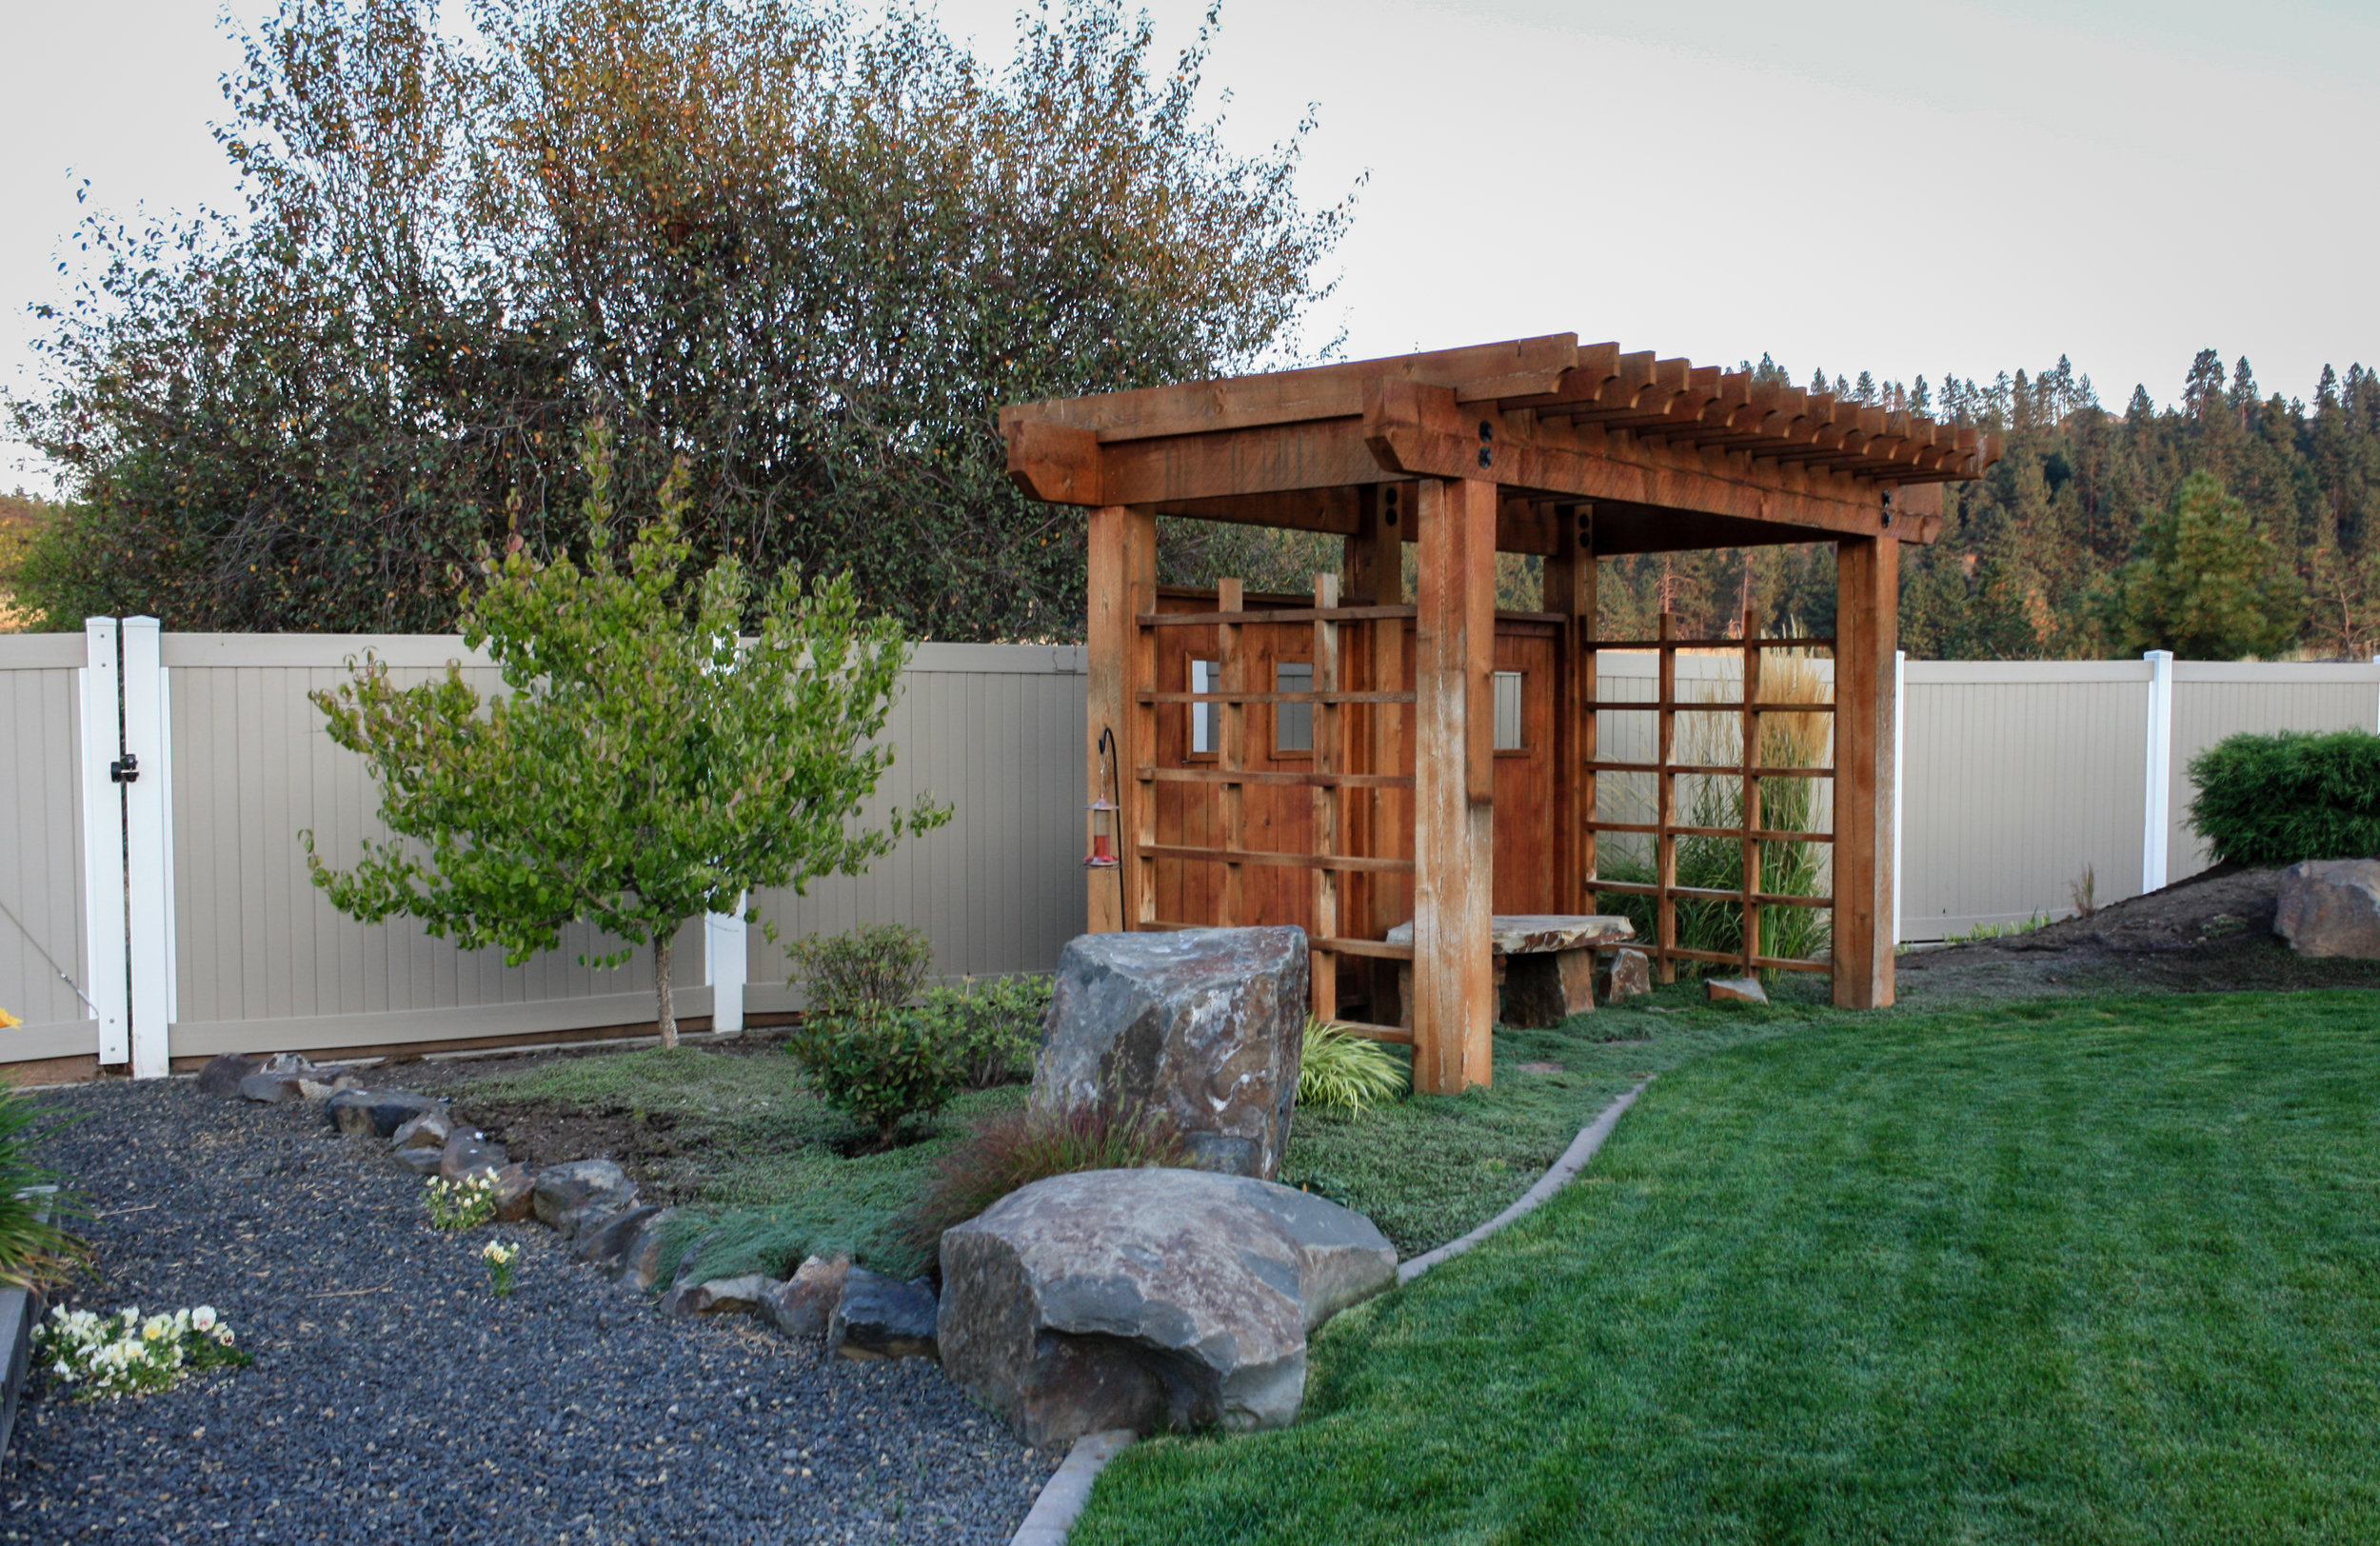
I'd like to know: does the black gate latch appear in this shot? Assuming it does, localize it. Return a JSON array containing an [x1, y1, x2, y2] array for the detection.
[[109, 753, 139, 783]]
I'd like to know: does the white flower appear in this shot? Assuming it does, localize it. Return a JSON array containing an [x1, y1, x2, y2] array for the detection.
[[191, 1306, 217, 1333], [214, 1327, 234, 1347]]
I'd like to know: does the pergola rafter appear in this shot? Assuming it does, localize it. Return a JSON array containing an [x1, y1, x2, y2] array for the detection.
[[1005, 334, 1999, 1094]]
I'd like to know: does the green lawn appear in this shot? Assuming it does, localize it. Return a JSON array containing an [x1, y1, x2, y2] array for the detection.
[[1074, 990, 2380, 1546]]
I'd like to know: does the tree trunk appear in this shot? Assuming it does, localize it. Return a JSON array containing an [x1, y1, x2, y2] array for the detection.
[[654, 928, 678, 1049]]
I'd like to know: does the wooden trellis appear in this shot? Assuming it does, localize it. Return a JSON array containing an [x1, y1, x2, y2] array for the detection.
[[1578, 609, 1837, 982], [1021, 334, 1999, 1093]]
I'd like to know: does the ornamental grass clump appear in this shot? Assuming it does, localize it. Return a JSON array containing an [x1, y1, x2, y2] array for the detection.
[[0, 1077, 87, 1290], [1298, 1021, 1408, 1115], [37, 1304, 248, 1399], [898, 1100, 1187, 1264], [426, 1172, 501, 1230]]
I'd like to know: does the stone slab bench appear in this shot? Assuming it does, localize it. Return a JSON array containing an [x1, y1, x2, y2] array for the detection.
[[1383, 914, 1636, 1028]]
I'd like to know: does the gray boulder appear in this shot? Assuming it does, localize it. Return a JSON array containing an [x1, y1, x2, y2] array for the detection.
[[665, 1274, 778, 1318], [829, 1269, 939, 1361], [438, 1130, 508, 1182], [615, 1212, 682, 1291], [938, 1166, 1397, 1446], [1037, 926, 1307, 1180], [2276, 860, 2380, 958], [237, 1056, 362, 1103], [574, 1204, 664, 1270], [763, 1255, 851, 1340], [394, 1146, 446, 1177], [390, 1110, 452, 1153], [196, 1053, 258, 1098], [327, 1088, 444, 1139], [532, 1160, 638, 1239], [492, 1163, 537, 1222]]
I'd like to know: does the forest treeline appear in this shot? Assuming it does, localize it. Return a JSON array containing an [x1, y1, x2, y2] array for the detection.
[[1596, 350, 2380, 661]]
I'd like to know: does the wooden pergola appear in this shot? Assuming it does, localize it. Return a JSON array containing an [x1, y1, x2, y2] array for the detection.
[[1002, 335, 2000, 1093]]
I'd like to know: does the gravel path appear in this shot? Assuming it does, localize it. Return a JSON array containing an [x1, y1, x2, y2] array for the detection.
[[1, 1078, 1058, 1544]]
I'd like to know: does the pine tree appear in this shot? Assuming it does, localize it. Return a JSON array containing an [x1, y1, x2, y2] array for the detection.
[[2109, 471, 2302, 659]]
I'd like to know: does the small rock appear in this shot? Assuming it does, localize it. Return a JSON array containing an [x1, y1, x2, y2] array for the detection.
[[829, 1268, 939, 1361], [1596, 947, 1653, 1002], [389, 1111, 452, 1152], [195, 1054, 258, 1098], [1705, 975, 1768, 1004], [574, 1204, 664, 1270], [394, 1146, 445, 1177], [613, 1210, 679, 1289], [667, 1274, 779, 1318], [532, 1160, 638, 1239], [762, 1255, 851, 1340], [260, 1052, 314, 1076], [2276, 859, 2380, 958], [327, 1088, 444, 1139], [296, 1069, 364, 1100], [438, 1130, 508, 1181], [492, 1163, 536, 1222]]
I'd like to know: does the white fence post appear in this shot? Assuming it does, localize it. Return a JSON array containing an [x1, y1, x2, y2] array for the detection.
[[2141, 649, 2174, 895], [78, 619, 129, 1066], [120, 619, 174, 1079], [1892, 649, 1905, 947], [704, 900, 746, 1035]]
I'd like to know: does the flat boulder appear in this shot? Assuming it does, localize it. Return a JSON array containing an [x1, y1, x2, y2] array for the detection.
[[665, 1273, 778, 1318], [938, 1166, 1397, 1447], [829, 1268, 939, 1361], [1037, 926, 1307, 1179], [1705, 975, 1768, 1004], [2276, 859, 2380, 958], [327, 1088, 444, 1140]]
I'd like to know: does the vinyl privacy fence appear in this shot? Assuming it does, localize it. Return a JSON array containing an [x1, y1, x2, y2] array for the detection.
[[1, 626, 2374, 1070]]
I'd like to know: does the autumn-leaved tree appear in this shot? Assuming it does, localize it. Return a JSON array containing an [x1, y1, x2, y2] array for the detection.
[[304, 422, 948, 1045]]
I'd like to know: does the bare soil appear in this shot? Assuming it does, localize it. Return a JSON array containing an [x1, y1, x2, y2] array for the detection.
[[1898, 862, 2380, 1002]]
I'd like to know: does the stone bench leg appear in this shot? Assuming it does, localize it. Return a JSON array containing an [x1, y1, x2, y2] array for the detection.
[[1498, 948, 1597, 1028]]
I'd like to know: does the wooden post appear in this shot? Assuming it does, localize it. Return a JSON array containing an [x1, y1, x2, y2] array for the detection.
[[1219, 576, 1247, 928], [1312, 572, 1342, 1021], [1740, 605, 1763, 976], [1086, 505, 1130, 933], [1834, 535, 1898, 1008], [1124, 507, 1160, 931], [1546, 504, 1592, 913], [1656, 611, 1678, 983], [1413, 477, 1497, 1094]]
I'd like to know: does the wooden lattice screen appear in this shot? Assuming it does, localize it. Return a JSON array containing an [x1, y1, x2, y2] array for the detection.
[[1580, 608, 1837, 981], [1127, 576, 1418, 1043]]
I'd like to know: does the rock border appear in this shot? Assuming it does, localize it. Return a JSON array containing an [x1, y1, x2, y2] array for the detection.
[[1001, 1077, 1657, 1546]]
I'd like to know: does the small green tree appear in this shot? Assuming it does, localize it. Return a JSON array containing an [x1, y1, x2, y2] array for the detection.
[[2107, 470, 2303, 659], [305, 422, 948, 1045]]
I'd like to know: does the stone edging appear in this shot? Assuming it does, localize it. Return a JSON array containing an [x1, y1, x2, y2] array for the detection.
[[1397, 1076, 1653, 1284], [1002, 1076, 1656, 1546]]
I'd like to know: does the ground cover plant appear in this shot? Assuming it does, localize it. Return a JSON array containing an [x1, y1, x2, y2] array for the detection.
[[1074, 989, 2380, 1545]]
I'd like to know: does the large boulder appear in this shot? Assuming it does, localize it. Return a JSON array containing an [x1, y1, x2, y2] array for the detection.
[[1037, 926, 1307, 1180], [938, 1167, 1397, 1446], [2276, 860, 2380, 958], [532, 1160, 639, 1239]]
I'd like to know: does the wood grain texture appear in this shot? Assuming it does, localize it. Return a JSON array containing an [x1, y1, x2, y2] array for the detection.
[[1413, 478, 1497, 1094], [1833, 537, 1899, 1007]]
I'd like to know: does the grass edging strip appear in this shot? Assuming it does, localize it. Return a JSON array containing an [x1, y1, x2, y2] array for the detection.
[[1395, 1076, 1653, 1286], [1010, 1428, 1137, 1546]]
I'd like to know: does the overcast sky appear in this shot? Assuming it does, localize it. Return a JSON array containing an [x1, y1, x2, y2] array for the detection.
[[5, 0, 2374, 491]]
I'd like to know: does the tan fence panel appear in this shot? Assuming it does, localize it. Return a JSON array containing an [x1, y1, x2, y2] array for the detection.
[[160, 635, 701, 1058], [0, 635, 95, 1060], [1900, 661, 2151, 941], [2167, 663, 2380, 877], [746, 644, 1088, 1009]]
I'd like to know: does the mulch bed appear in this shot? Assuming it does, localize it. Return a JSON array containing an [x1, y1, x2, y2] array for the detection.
[[2, 1078, 1057, 1544]]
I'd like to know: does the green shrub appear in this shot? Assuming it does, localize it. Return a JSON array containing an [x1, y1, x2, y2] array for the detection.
[[785, 1007, 965, 1150], [913, 975, 1051, 1089], [785, 923, 933, 1018], [1299, 1021, 1407, 1115], [2187, 729, 2380, 865], [898, 1100, 1185, 1267]]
